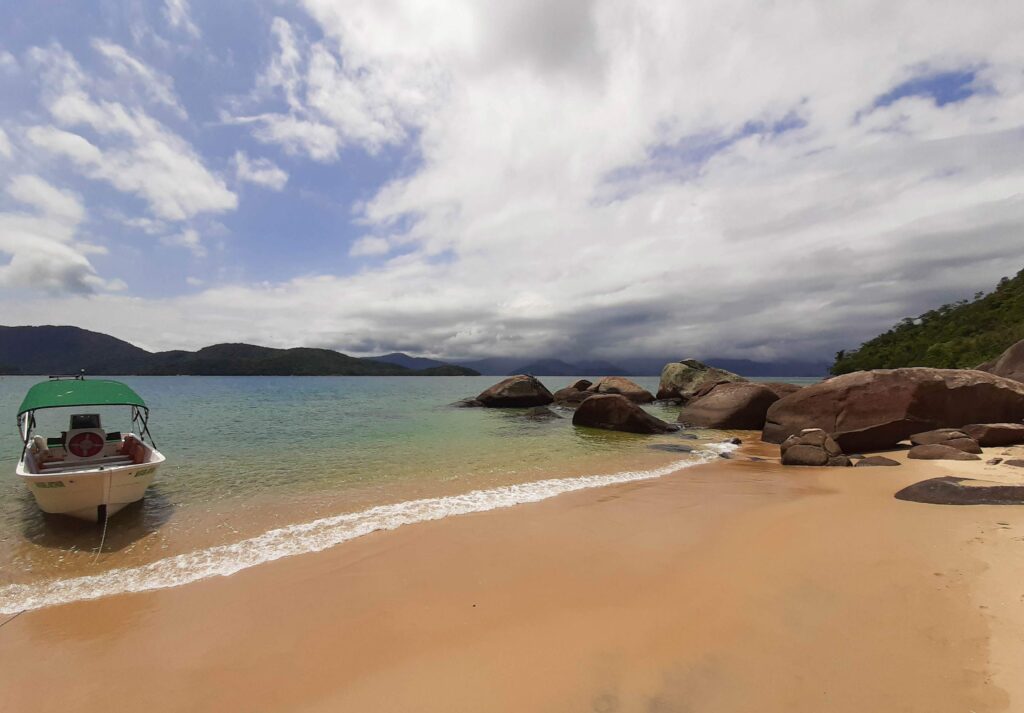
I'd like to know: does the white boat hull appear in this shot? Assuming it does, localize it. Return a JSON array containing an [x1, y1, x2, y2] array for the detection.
[[17, 455, 164, 522]]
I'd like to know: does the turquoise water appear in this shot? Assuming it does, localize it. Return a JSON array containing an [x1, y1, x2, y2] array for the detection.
[[0, 375, 816, 611]]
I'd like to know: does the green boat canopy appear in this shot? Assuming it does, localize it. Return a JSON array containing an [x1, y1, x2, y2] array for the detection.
[[18, 379, 147, 416]]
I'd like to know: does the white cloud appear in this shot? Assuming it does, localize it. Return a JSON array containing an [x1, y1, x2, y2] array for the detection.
[[91, 39, 187, 119], [0, 175, 119, 294], [249, 114, 341, 162], [7, 2, 1024, 362], [233, 151, 288, 190], [181, 0, 1024, 360], [349, 235, 390, 257], [163, 0, 200, 38], [0, 128, 11, 158], [0, 51, 17, 74], [7, 174, 85, 226], [232, 14, 444, 159], [162, 227, 206, 257], [26, 44, 236, 222], [26, 126, 103, 164]]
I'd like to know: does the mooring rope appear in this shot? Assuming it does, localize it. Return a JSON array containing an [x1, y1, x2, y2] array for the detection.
[[92, 475, 112, 564], [92, 509, 110, 564]]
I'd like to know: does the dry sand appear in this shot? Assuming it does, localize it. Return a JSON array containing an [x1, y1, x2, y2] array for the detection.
[[2, 439, 1024, 712]]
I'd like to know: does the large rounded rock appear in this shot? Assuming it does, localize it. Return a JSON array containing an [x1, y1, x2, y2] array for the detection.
[[657, 359, 745, 400], [780, 429, 850, 467], [475, 375, 554, 407], [895, 477, 1024, 505], [854, 456, 901, 467], [572, 394, 676, 434], [762, 368, 1024, 452], [763, 382, 803, 399], [783, 444, 829, 466], [909, 429, 969, 446], [962, 423, 1024, 446], [553, 380, 594, 406], [677, 382, 780, 429], [978, 339, 1024, 383], [587, 377, 655, 404], [943, 438, 983, 454], [907, 444, 981, 461]]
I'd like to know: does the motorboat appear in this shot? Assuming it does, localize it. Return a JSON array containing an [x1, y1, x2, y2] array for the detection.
[[15, 376, 166, 523]]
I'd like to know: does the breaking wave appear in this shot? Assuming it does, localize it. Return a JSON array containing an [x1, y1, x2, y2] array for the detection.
[[0, 445, 733, 614]]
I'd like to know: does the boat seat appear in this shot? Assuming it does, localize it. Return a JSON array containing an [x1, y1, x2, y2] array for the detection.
[[40, 461, 135, 474], [41, 454, 134, 471]]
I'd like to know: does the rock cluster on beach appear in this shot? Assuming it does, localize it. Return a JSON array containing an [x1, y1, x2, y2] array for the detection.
[[762, 367, 1024, 452], [460, 353, 1024, 460]]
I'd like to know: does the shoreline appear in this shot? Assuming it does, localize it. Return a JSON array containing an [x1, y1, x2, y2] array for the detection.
[[1, 440, 1023, 711]]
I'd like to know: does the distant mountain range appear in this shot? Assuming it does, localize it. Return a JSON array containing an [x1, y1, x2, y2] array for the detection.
[[0, 327, 478, 376], [369, 353, 829, 377], [0, 326, 830, 378]]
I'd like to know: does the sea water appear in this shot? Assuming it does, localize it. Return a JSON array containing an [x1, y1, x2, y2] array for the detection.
[[0, 375, 817, 612]]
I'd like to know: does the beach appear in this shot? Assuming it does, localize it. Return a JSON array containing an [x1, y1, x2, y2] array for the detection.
[[3, 438, 1023, 712]]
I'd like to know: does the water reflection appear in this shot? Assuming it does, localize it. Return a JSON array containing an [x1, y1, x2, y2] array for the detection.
[[20, 486, 175, 555]]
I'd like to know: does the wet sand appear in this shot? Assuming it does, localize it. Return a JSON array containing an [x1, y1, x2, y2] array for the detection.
[[2, 439, 1023, 712]]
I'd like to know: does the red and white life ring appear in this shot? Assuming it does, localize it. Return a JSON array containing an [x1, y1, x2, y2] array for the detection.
[[68, 432, 105, 458]]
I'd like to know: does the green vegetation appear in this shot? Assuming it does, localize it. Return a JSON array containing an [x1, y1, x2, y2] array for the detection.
[[832, 268, 1024, 375]]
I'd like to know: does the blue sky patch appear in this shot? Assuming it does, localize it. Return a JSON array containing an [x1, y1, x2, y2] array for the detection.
[[874, 68, 983, 108]]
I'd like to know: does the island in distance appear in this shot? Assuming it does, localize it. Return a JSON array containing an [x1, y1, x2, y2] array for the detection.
[[0, 325, 477, 376]]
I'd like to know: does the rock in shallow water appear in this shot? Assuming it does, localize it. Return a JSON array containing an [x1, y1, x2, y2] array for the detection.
[[657, 359, 745, 400], [677, 382, 780, 429], [552, 383, 593, 406], [522, 406, 560, 421], [475, 375, 554, 408], [572, 394, 677, 434], [648, 444, 694, 453], [586, 377, 655, 404]]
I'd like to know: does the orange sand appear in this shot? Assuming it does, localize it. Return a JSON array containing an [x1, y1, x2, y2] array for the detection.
[[2, 439, 1023, 712]]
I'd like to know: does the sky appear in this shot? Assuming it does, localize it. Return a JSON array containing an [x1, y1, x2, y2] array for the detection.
[[1, 0, 1023, 362]]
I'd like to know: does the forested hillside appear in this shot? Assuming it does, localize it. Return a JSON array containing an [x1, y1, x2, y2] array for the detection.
[[832, 268, 1024, 374], [0, 327, 478, 376]]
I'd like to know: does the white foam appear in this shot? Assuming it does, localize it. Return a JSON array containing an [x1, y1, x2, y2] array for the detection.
[[0, 444, 734, 614]]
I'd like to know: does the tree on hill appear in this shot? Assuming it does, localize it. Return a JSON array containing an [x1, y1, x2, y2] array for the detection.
[[831, 268, 1024, 374]]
